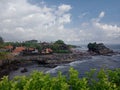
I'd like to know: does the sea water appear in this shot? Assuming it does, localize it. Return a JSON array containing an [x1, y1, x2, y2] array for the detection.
[[46, 44, 120, 77]]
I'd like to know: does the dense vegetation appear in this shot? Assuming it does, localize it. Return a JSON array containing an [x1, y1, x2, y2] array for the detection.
[[50, 40, 71, 53], [0, 68, 120, 90], [0, 52, 13, 67], [0, 52, 9, 60], [0, 37, 71, 53]]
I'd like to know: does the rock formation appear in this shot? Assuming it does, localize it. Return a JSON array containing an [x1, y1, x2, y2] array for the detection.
[[88, 42, 113, 55]]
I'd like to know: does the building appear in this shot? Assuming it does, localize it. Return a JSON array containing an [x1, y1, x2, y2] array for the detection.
[[41, 48, 53, 54], [12, 46, 26, 56], [22, 47, 39, 55], [4, 45, 13, 52]]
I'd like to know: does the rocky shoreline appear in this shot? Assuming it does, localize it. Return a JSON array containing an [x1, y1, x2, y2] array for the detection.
[[0, 52, 92, 79]]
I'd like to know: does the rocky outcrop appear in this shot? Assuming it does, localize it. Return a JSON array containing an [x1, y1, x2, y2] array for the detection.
[[88, 42, 113, 55], [0, 60, 20, 79]]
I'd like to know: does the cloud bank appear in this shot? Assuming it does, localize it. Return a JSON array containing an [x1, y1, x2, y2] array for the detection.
[[0, 0, 73, 42], [0, 0, 120, 44]]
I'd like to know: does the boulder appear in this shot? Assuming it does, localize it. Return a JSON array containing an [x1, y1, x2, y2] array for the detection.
[[21, 67, 28, 73]]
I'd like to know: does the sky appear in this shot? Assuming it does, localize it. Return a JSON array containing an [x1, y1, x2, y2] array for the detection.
[[0, 0, 120, 44]]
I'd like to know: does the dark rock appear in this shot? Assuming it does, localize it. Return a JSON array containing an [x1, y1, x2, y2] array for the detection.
[[12, 66, 19, 70], [45, 64, 57, 68], [10, 60, 20, 65], [21, 68, 28, 73], [0, 69, 9, 76], [37, 60, 47, 64], [88, 42, 113, 55]]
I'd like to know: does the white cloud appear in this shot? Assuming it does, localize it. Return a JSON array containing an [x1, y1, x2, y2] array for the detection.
[[81, 22, 89, 27], [55, 4, 72, 16], [99, 11, 105, 18], [94, 22, 120, 38], [0, 0, 119, 44], [58, 4, 72, 12], [91, 11, 120, 43], [58, 14, 71, 24], [95, 23, 120, 31], [78, 12, 88, 18], [75, 11, 120, 44], [0, 0, 76, 42], [92, 11, 105, 22]]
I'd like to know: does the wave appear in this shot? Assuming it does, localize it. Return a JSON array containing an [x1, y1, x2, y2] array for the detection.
[[45, 65, 69, 74], [69, 60, 88, 66], [46, 59, 91, 74]]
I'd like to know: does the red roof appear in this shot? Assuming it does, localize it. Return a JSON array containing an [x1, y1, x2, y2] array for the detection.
[[13, 47, 25, 53], [5, 45, 13, 49]]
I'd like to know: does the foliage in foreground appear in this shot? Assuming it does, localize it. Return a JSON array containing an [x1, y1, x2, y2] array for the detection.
[[0, 68, 120, 90]]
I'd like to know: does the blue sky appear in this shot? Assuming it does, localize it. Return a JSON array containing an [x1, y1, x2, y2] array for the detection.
[[0, 0, 120, 44], [29, 0, 120, 26]]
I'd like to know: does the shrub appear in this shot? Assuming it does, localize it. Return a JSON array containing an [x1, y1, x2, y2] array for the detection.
[[0, 68, 120, 90]]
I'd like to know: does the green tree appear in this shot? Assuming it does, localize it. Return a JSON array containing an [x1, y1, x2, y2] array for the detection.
[[54, 40, 65, 45], [87, 42, 97, 51], [51, 40, 70, 53], [0, 36, 4, 44]]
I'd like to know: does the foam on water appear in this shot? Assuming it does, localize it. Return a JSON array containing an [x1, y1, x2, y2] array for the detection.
[[46, 59, 91, 74], [69, 60, 88, 67], [45, 65, 69, 74]]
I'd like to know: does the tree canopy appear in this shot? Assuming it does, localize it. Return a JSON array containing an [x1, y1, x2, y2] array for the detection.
[[54, 40, 65, 45]]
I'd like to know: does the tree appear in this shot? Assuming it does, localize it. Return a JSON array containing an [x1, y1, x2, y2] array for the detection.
[[54, 40, 65, 45], [51, 40, 70, 53], [87, 42, 97, 51], [0, 36, 4, 44]]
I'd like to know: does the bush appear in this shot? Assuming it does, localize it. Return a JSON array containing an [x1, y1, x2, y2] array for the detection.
[[0, 68, 120, 90]]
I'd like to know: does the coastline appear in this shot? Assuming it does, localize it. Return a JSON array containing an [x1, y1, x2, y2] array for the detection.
[[9, 52, 120, 79], [0, 52, 91, 79], [0, 49, 119, 80]]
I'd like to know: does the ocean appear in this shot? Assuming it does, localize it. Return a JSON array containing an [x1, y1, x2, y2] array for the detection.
[[9, 44, 120, 79], [46, 44, 120, 77]]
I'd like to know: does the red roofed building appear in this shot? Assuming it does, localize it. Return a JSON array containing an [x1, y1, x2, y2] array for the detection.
[[12, 46, 26, 56], [4, 45, 13, 52]]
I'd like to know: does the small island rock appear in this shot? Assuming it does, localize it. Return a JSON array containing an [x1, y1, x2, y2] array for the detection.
[[88, 42, 113, 55]]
